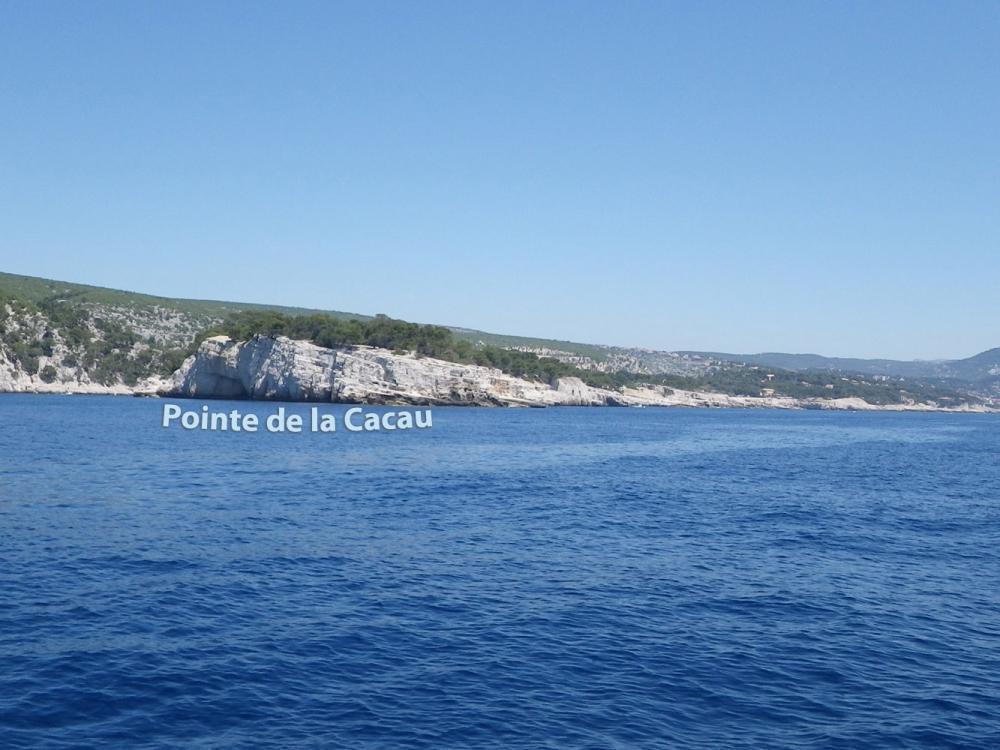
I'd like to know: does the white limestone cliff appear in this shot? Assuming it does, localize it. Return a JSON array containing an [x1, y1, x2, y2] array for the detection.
[[168, 335, 336, 401], [160, 335, 994, 411], [165, 335, 623, 406]]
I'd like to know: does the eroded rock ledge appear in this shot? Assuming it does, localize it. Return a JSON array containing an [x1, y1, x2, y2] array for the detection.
[[160, 335, 993, 412]]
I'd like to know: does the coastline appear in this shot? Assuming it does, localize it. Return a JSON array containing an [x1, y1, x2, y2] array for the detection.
[[3, 336, 994, 413], [2, 381, 993, 414]]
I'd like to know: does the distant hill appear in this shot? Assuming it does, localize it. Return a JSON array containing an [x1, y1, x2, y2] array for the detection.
[[0, 271, 366, 322], [0, 271, 612, 360], [684, 349, 1000, 386]]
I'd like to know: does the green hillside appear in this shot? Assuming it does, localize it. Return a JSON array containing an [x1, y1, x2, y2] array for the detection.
[[448, 327, 612, 361], [0, 271, 613, 360], [0, 271, 366, 320], [0, 270, 989, 405]]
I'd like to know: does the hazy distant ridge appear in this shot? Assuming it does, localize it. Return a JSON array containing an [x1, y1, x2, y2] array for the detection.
[[683, 350, 1000, 385]]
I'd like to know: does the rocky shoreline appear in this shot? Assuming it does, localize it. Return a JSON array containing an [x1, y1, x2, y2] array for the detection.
[[146, 335, 995, 413], [1, 334, 994, 412]]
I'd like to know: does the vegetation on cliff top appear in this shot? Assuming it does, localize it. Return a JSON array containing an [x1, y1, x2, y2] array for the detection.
[[200, 310, 590, 384]]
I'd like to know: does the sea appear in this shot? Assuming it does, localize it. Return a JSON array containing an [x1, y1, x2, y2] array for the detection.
[[1, 395, 998, 749]]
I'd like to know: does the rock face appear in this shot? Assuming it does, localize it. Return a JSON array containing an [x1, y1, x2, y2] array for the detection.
[[169, 335, 336, 401], [165, 335, 625, 406]]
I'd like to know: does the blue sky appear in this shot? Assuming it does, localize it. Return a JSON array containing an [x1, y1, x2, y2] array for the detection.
[[1, 2, 997, 359]]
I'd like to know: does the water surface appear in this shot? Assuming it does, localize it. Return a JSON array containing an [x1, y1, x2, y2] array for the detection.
[[2, 396, 999, 748]]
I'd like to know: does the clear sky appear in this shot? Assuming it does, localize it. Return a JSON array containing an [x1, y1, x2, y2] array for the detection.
[[1, 2, 997, 360]]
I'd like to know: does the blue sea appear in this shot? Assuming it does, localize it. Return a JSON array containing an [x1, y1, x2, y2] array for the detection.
[[2, 395, 999, 749]]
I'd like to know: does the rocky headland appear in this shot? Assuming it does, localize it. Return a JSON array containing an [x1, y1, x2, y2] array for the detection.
[[157, 335, 992, 412]]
